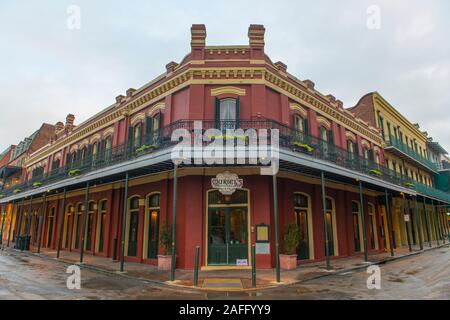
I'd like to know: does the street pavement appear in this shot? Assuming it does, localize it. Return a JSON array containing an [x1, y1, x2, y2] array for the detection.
[[0, 246, 448, 300]]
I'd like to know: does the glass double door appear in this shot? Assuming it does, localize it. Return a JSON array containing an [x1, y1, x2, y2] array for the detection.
[[208, 207, 248, 266]]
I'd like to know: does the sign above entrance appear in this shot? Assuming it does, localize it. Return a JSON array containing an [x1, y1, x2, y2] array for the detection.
[[211, 171, 243, 195]]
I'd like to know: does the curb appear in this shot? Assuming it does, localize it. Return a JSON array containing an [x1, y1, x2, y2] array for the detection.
[[4, 243, 449, 293]]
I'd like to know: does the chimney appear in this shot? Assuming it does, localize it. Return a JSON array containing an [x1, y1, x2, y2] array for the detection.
[[65, 114, 75, 131], [166, 61, 179, 74], [126, 88, 136, 98], [55, 121, 64, 134], [116, 94, 125, 104], [326, 94, 336, 103], [336, 100, 344, 109], [191, 24, 206, 59], [248, 24, 265, 59], [303, 80, 315, 90], [274, 61, 287, 73]]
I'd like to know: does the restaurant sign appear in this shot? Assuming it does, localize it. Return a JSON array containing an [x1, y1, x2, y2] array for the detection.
[[211, 171, 243, 195]]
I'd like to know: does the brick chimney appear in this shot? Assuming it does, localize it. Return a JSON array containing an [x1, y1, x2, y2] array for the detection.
[[274, 61, 287, 73], [166, 61, 179, 74], [65, 114, 75, 131], [126, 88, 136, 98], [248, 24, 265, 59], [191, 24, 206, 60], [116, 94, 125, 104], [55, 121, 64, 134], [303, 80, 315, 90]]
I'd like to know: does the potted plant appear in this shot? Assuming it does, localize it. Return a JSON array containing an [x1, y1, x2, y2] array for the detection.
[[135, 144, 157, 154], [158, 224, 174, 271], [369, 169, 382, 176], [292, 140, 314, 153], [280, 222, 301, 270], [33, 182, 43, 188], [404, 182, 415, 188], [13, 189, 21, 194], [68, 168, 81, 176]]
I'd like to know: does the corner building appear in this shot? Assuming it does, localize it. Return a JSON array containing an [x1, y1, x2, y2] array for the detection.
[[1, 25, 449, 271]]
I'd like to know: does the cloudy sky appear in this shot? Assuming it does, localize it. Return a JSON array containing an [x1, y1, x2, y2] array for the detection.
[[1, 0, 449, 153]]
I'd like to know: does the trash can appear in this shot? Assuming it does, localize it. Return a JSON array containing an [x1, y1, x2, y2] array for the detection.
[[15, 235, 22, 250], [23, 235, 31, 251]]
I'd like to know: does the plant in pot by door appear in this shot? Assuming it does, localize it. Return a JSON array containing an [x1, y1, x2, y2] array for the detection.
[[158, 224, 175, 271], [280, 222, 300, 270]]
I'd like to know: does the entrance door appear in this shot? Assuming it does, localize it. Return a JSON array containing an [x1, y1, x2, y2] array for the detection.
[[208, 207, 248, 266], [294, 209, 309, 260]]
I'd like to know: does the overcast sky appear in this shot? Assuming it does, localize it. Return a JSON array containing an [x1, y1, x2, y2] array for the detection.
[[0, 0, 449, 153]]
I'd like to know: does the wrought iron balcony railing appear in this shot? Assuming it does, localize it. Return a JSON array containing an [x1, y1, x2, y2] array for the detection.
[[0, 119, 449, 203], [386, 135, 439, 172]]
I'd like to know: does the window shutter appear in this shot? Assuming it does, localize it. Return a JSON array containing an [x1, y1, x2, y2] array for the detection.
[[127, 126, 134, 154], [327, 130, 334, 146], [368, 149, 375, 162], [214, 97, 220, 129], [66, 153, 72, 166], [235, 97, 240, 128], [87, 144, 93, 161], [303, 118, 309, 135], [156, 111, 162, 142], [76, 150, 81, 164], [354, 142, 359, 159], [145, 116, 153, 145]]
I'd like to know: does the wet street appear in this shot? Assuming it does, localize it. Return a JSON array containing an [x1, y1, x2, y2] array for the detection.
[[0, 246, 449, 300]]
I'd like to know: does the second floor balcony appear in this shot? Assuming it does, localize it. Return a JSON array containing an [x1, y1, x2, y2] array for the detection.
[[1, 119, 449, 204], [385, 135, 439, 173]]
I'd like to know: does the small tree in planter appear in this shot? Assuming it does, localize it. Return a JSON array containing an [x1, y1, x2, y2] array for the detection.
[[158, 224, 174, 271], [280, 222, 301, 270]]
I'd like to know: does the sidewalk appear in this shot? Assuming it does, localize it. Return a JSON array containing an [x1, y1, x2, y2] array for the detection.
[[5, 240, 449, 292]]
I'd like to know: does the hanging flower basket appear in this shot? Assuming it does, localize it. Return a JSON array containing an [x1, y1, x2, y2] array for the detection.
[[13, 189, 22, 194], [135, 144, 157, 154], [404, 182, 415, 188], [292, 141, 314, 153], [369, 169, 382, 176], [68, 169, 81, 177], [32, 182, 43, 188]]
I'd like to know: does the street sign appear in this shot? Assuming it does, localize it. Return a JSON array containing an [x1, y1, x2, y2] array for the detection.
[[404, 214, 410, 222]]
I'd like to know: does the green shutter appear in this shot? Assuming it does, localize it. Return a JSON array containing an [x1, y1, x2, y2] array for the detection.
[[145, 116, 153, 145], [214, 97, 220, 129], [327, 130, 334, 146], [127, 126, 134, 155], [303, 118, 309, 135]]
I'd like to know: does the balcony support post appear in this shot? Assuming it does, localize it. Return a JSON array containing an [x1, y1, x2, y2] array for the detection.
[[120, 172, 129, 273], [272, 173, 281, 283], [170, 163, 179, 282], [358, 181, 368, 262], [431, 199, 439, 246], [384, 190, 395, 257], [56, 187, 67, 258], [80, 182, 90, 263], [422, 198, 432, 248], [402, 194, 412, 252], [414, 196, 424, 250], [25, 195, 33, 236], [321, 172, 331, 270]]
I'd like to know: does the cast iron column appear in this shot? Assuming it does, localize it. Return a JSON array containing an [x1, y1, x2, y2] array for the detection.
[[15, 198, 25, 240], [422, 198, 432, 248], [80, 182, 90, 263], [170, 163, 179, 282], [359, 181, 368, 262], [414, 196, 423, 250], [384, 190, 394, 257], [56, 188, 67, 258], [37, 194, 47, 254], [120, 172, 129, 272], [402, 195, 412, 252], [273, 174, 281, 283], [431, 200, 439, 246], [25, 195, 33, 236], [7, 200, 16, 247], [321, 172, 331, 270]]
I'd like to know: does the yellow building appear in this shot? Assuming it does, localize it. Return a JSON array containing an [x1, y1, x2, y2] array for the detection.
[[350, 92, 445, 250]]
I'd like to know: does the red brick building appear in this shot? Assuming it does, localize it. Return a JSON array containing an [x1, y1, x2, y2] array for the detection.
[[0, 25, 448, 272]]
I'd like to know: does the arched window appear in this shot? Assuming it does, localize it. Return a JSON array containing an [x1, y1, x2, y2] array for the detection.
[[73, 203, 83, 249], [85, 202, 95, 251], [352, 201, 362, 252], [145, 194, 160, 259], [63, 204, 73, 249], [368, 203, 378, 250], [96, 200, 107, 253], [104, 137, 112, 161], [92, 142, 99, 161], [134, 124, 142, 148], [325, 197, 337, 256], [294, 193, 311, 260], [127, 197, 140, 257], [214, 98, 240, 130]]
